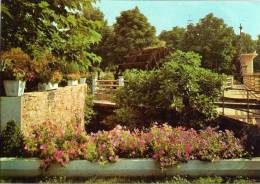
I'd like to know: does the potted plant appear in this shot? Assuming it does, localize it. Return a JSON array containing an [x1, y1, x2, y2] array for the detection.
[[65, 62, 80, 86], [38, 71, 63, 91], [67, 73, 80, 86], [34, 52, 63, 91], [79, 71, 87, 85], [0, 48, 35, 96]]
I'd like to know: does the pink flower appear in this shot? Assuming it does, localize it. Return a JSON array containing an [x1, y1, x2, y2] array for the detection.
[[185, 144, 191, 160]]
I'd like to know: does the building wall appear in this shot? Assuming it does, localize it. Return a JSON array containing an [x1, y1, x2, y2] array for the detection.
[[0, 85, 87, 134]]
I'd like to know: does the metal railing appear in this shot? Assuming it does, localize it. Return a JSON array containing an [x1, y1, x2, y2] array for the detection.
[[221, 83, 260, 124], [243, 73, 260, 91]]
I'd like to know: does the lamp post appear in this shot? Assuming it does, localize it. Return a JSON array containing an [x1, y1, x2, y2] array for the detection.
[[238, 24, 243, 81]]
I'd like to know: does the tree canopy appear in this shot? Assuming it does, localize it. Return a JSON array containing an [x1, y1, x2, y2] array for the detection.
[[112, 7, 158, 65], [159, 26, 186, 51], [1, 0, 102, 69], [182, 13, 236, 74]]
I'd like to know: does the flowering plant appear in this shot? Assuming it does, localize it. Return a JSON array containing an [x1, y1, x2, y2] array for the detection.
[[92, 125, 148, 163], [32, 51, 63, 83], [24, 122, 248, 169], [67, 73, 80, 80], [25, 121, 97, 169], [0, 48, 35, 81]]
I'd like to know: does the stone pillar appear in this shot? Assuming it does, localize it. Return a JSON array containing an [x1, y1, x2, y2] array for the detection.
[[92, 75, 98, 96], [240, 52, 258, 76], [118, 76, 124, 87]]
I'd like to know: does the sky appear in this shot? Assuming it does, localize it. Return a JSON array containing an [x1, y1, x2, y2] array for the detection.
[[96, 0, 260, 40]]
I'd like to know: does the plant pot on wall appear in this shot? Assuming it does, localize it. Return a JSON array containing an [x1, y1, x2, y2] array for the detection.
[[3, 80, 26, 97], [67, 80, 78, 86], [66, 72, 80, 86], [79, 77, 86, 84], [1, 48, 35, 96], [38, 82, 59, 91]]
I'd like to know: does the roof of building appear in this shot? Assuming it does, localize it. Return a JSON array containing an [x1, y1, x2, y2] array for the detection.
[[118, 47, 170, 70]]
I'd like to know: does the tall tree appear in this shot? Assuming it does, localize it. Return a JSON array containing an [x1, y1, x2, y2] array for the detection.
[[159, 26, 186, 51], [93, 25, 116, 70], [183, 13, 236, 74], [113, 7, 158, 65], [236, 33, 256, 54], [1, 0, 102, 69]]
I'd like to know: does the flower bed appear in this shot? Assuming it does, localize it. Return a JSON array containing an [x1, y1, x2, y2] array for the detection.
[[22, 122, 248, 169]]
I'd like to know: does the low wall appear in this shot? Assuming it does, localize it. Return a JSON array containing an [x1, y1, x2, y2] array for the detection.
[[0, 85, 88, 134], [1, 158, 260, 177]]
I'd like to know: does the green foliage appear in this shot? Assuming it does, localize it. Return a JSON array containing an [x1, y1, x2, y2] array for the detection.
[[112, 50, 223, 128], [1, 0, 102, 70], [25, 121, 247, 169], [0, 48, 35, 81], [0, 121, 25, 157], [93, 25, 116, 70], [32, 51, 63, 83], [183, 13, 236, 74], [39, 176, 71, 184], [238, 33, 256, 54], [25, 121, 98, 169], [113, 7, 158, 64], [85, 93, 95, 125], [159, 26, 186, 51], [192, 177, 223, 184], [64, 62, 80, 74]]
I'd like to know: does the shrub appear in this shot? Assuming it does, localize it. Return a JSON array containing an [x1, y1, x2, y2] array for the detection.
[[0, 121, 25, 157], [112, 50, 224, 128], [49, 71, 63, 83], [32, 51, 63, 83], [67, 73, 80, 80], [92, 125, 148, 163], [0, 48, 35, 81], [146, 124, 246, 167], [24, 121, 97, 169], [85, 93, 95, 125]]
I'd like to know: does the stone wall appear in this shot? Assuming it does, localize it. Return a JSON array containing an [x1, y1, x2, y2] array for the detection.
[[0, 85, 87, 134]]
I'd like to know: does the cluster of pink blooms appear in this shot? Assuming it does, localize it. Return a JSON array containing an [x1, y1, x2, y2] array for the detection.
[[24, 121, 247, 169]]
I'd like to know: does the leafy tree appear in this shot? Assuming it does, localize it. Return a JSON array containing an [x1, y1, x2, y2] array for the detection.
[[183, 13, 236, 74], [109, 50, 223, 129], [112, 7, 158, 65], [232, 33, 256, 76], [159, 26, 186, 51], [1, 0, 102, 69], [92, 24, 116, 70], [238, 33, 256, 54]]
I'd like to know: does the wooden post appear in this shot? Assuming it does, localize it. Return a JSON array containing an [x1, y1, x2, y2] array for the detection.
[[247, 89, 249, 123], [118, 76, 124, 87], [92, 76, 97, 96], [222, 89, 225, 115], [231, 76, 234, 88]]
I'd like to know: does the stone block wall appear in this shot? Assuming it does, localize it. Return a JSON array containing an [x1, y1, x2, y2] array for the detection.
[[0, 85, 88, 134]]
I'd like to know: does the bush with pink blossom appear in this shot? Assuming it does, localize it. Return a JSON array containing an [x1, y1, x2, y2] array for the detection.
[[25, 121, 97, 169], [24, 122, 248, 169]]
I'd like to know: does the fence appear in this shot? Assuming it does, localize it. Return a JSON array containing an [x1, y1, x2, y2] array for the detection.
[[92, 77, 124, 101], [243, 73, 260, 91]]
